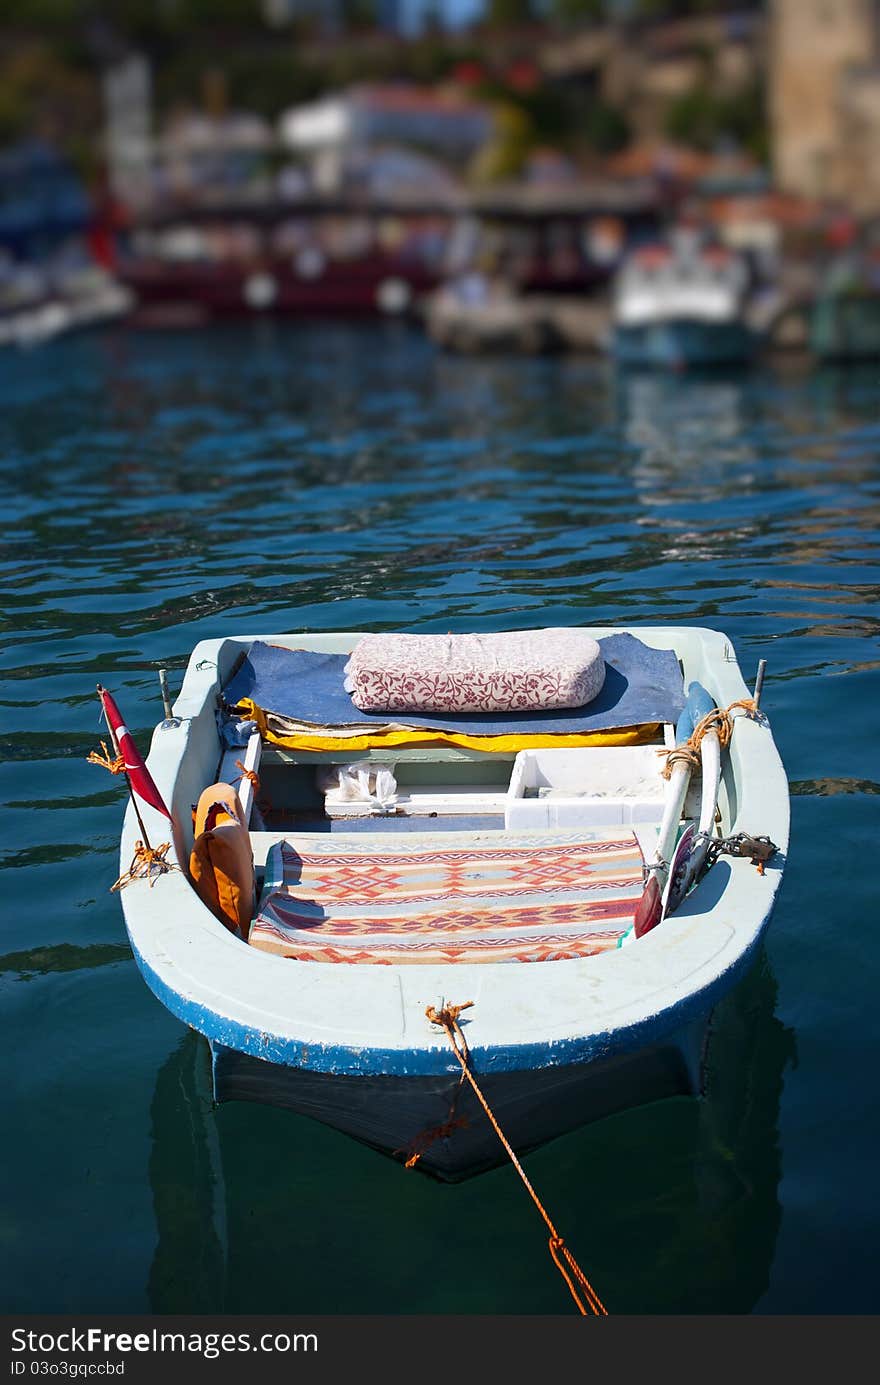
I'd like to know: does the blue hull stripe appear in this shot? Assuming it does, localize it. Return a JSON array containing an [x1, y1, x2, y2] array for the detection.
[[129, 933, 764, 1079]]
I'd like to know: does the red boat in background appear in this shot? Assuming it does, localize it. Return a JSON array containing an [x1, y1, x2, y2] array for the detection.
[[114, 203, 450, 325]]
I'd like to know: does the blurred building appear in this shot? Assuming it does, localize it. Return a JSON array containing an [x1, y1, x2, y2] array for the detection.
[[541, 10, 764, 142], [770, 0, 880, 214], [103, 55, 153, 211], [279, 84, 492, 191], [836, 66, 880, 216], [158, 109, 275, 204]]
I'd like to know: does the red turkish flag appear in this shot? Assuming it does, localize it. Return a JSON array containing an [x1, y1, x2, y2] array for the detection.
[[98, 685, 171, 820]]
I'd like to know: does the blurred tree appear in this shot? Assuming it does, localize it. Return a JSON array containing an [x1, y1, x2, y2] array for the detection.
[[515, 85, 569, 144], [140, 0, 267, 31], [718, 78, 769, 164], [664, 84, 716, 148], [547, 0, 604, 23], [152, 45, 325, 121], [664, 77, 767, 161], [0, 43, 98, 160], [469, 100, 534, 182], [583, 97, 630, 153], [2, 0, 81, 27], [486, 0, 535, 24]]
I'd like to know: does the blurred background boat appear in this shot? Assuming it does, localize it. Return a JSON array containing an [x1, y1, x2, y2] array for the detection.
[[109, 81, 473, 324], [809, 227, 880, 362], [425, 183, 657, 352], [608, 226, 762, 369], [0, 256, 133, 348], [116, 198, 449, 325], [0, 138, 132, 348]]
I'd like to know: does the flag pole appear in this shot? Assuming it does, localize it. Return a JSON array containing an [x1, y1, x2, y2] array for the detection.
[[90, 684, 176, 891], [96, 683, 153, 852]]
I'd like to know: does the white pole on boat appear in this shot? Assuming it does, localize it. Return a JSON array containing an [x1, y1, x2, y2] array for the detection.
[[695, 726, 721, 847], [657, 683, 714, 853], [158, 667, 174, 720], [753, 658, 767, 710]]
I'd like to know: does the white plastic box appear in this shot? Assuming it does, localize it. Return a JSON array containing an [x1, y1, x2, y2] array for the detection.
[[505, 745, 669, 831]]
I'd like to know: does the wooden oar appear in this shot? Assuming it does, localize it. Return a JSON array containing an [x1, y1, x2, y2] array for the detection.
[[621, 681, 715, 944], [663, 657, 767, 916], [662, 709, 721, 917]]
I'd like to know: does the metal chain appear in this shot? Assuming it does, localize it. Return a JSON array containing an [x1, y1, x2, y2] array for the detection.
[[704, 832, 778, 870]]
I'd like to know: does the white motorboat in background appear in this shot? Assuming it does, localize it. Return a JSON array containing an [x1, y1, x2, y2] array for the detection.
[[610, 230, 762, 370]]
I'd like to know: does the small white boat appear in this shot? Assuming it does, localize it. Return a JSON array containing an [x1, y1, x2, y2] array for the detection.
[[610, 234, 761, 370], [116, 625, 788, 1181]]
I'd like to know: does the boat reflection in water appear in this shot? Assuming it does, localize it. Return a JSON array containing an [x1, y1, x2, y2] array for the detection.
[[619, 370, 752, 466], [147, 949, 795, 1314], [618, 370, 765, 568]]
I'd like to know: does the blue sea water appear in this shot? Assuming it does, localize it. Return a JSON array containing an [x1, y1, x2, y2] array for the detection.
[[1, 321, 878, 1316]]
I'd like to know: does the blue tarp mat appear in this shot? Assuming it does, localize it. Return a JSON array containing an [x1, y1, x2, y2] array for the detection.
[[222, 633, 685, 735]]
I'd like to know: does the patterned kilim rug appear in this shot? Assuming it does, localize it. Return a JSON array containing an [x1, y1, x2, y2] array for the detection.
[[249, 829, 645, 964]]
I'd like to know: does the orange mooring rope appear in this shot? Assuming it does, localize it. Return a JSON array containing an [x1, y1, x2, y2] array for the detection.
[[425, 1002, 608, 1317]]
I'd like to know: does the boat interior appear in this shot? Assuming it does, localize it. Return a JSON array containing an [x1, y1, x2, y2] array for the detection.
[[221, 734, 692, 967], [184, 632, 721, 967]]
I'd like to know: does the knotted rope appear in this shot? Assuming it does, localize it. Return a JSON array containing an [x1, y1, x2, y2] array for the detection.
[[89, 739, 177, 889], [234, 759, 260, 792], [87, 740, 125, 775], [233, 759, 272, 816], [111, 840, 178, 892], [425, 1002, 608, 1317], [659, 698, 758, 780]]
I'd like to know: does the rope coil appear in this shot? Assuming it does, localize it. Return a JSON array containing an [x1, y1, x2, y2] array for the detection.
[[424, 1002, 608, 1317], [659, 698, 758, 781]]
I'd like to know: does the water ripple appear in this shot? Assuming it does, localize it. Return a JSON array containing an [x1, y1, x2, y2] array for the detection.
[[2, 321, 880, 1314]]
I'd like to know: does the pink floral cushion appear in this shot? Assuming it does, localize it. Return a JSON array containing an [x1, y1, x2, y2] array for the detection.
[[344, 629, 605, 714]]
